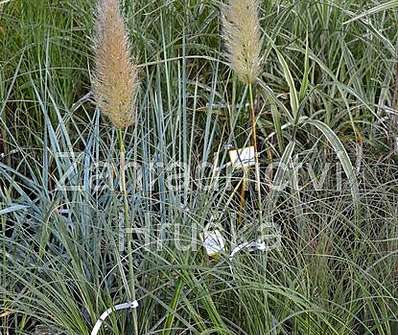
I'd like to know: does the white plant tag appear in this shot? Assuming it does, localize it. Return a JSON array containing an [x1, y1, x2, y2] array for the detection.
[[229, 241, 267, 260], [203, 230, 225, 257], [91, 301, 139, 335], [229, 146, 256, 169]]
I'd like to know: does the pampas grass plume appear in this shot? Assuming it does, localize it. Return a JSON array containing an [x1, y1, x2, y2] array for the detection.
[[94, 0, 138, 128], [222, 0, 262, 85]]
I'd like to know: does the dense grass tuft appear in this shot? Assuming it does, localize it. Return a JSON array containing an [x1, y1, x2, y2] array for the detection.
[[1, 0, 398, 334]]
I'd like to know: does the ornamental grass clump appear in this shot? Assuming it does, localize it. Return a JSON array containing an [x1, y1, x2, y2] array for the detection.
[[94, 0, 139, 129]]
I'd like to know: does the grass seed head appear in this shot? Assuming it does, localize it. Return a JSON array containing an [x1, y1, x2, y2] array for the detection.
[[94, 0, 138, 128], [222, 0, 262, 85]]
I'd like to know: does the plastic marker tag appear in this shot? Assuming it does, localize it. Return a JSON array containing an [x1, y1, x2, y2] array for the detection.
[[229, 146, 256, 169], [229, 241, 267, 260], [91, 301, 139, 335], [203, 230, 225, 257]]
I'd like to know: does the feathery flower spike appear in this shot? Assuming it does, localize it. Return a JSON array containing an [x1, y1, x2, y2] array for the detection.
[[222, 0, 262, 84], [94, 0, 138, 128]]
